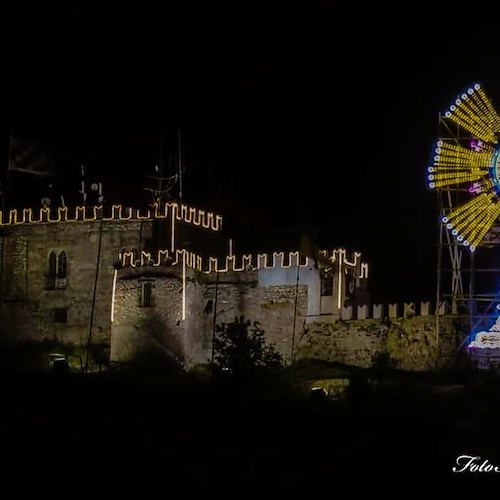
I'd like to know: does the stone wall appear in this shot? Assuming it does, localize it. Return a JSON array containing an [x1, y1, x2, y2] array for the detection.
[[110, 268, 308, 367], [0, 219, 152, 350], [203, 273, 308, 363], [110, 268, 186, 364], [109, 266, 465, 372], [0, 210, 468, 373], [296, 315, 465, 371]]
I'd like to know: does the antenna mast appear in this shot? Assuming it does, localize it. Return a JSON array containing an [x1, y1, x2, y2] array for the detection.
[[143, 128, 179, 203], [178, 128, 183, 202]]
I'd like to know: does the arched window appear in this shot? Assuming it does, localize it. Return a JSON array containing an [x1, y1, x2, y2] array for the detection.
[[46, 251, 57, 289], [320, 267, 333, 297], [46, 250, 68, 290], [49, 251, 57, 279], [58, 251, 67, 279], [140, 281, 154, 307]]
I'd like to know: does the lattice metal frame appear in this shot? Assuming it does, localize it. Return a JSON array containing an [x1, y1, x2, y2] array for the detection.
[[435, 111, 500, 340]]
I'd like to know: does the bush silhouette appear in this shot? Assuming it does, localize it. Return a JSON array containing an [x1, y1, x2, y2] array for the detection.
[[213, 316, 283, 382]]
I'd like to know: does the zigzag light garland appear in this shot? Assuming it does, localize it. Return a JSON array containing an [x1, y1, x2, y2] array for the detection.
[[428, 83, 500, 251], [119, 247, 369, 277], [0, 202, 223, 231]]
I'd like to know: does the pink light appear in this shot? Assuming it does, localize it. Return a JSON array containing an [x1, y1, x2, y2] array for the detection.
[[469, 182, 482, 194], [470, 139, 483, 152]]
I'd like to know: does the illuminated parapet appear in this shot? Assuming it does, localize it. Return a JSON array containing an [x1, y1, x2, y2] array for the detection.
[[152, 203, 168, 219], [0, 201, 223, 232], [373, 304, 383, 319], [271, 252, 286, 268], [360, 263, 368, 279], [225, 254, 255, 272], [438, 301, 448, 315], [319, 248, 369, 279], [109, 205, 132, 220], [269, 252, 304, 268], [357, 305, 367, 320], [204, 251, 311, 273], [173, 203, 222, 231], [403, 303, 415, 319], [119, 249, 176, 268], [120, 250, 140, 267], [388, 304, 399, 318], [257, 253, 271, 269], [135, 207, 152, 219], [58, 206, 69, 222], [154, 250, 171, 266], [116, 247, 364, 325], [73, 205, 105, 221], [301, 300, 446, 321], [420, 302, 430, 316], [139, 251, 161, 267], [6, 209, 19, 224], [207, 257, 220, 273], [365, 301, 443, 319], [341, 306, 353, 320]]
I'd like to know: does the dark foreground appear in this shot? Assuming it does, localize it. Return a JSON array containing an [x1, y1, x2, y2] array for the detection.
[[1, 365, 499, 493]]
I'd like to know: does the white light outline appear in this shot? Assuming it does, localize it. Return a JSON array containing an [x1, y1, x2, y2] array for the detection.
[[0, 202, 223, 232], [111, 268, 118, 322], [118, 247, 369, 277]]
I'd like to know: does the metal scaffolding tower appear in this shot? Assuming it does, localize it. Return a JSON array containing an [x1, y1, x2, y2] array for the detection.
[[435, 112, 500, 339]]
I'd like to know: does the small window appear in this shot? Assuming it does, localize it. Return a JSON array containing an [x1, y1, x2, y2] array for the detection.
[[53, 308, 68, 323], [46, 251, 57, 290], [204, 299, 213, 314], [46, 250, 68, 290], [49, 251, 57, 278], [58, 251, 67, 279], [346, 275, 356, 298], [321, 268, 333, 297], [141, 282, 154, 308]]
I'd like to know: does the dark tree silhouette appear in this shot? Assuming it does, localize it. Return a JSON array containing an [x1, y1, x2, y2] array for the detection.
[[213, 316, 283, 382]]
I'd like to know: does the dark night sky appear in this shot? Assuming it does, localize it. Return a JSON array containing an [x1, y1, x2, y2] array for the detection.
[[2, 2, 500, 303]]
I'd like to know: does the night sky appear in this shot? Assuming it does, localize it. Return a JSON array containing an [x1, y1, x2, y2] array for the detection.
[[3, 2, 500, 304]]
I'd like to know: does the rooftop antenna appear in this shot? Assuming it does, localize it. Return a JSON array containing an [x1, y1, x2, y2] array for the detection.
[[0, 132, 16, 213], [79, 163, 104, 206], [178, 128, 184, 202], [143, 128, 179, 204]]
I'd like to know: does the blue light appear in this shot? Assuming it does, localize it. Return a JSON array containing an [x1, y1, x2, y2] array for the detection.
[[489, 146, 500, 194]]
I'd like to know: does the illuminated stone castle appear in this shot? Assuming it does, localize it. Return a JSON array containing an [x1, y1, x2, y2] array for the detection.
[[0, 202, 370, 368]]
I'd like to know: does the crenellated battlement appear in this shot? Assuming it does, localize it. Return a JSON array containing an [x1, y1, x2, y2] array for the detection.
[[0, 201, 223, 231], [120, 248, 313, 272], [319, 248, 368, 278], [338, 301, 449, 320], [119, 247, 369, 277]]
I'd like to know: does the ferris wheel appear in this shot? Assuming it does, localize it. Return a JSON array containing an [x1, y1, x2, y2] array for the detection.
[[427, 83, 500, 251]]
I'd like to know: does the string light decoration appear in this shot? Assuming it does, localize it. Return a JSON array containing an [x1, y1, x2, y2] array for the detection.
[[119, 247, 369, 278], [118, 247, 368, 319], [0, 202, 223, 232], [428, 83, 500, 251]]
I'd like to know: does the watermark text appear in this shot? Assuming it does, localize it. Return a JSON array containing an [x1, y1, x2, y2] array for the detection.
[[453, 455, 500, 473]]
